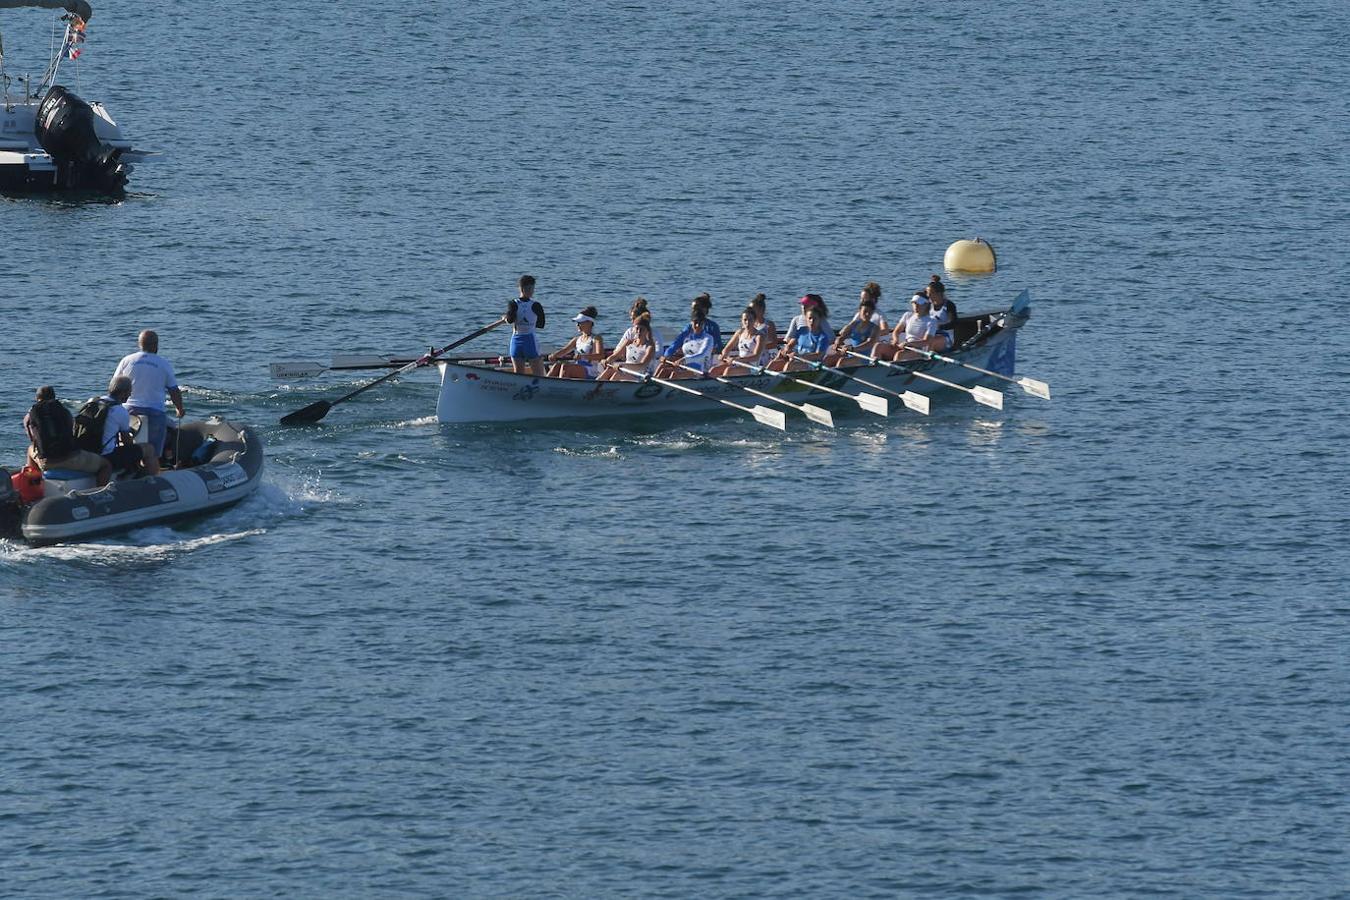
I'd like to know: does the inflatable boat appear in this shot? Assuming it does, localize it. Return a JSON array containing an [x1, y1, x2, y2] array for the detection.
[[1, 419, 264, 546]]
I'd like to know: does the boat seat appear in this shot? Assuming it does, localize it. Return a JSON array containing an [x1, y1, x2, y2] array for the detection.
[[42, 469, 97, 496]]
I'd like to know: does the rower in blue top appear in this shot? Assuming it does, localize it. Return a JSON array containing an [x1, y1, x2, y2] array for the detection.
[[656, 309, 718, 379], [770, 303, 832, 372], [661, 293, 722, 362]]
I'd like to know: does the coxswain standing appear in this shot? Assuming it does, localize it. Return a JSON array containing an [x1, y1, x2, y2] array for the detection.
[[505, 274, 547, 377]]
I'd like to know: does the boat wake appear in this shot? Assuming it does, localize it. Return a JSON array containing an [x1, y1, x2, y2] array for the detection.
[[4, 527, 266, 565], [0, 476, 336, 566], [552, 445, 623, 459], [382, 415, 438, 429]]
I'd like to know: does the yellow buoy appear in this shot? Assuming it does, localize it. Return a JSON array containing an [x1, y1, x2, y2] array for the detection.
[[944, 238, 997, 274]]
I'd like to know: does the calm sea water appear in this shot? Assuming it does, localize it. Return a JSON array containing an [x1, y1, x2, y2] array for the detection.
[[2, 2, 1347, 896]]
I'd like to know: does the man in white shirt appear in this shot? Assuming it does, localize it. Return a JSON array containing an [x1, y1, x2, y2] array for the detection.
[[112, 330, 184, 458]]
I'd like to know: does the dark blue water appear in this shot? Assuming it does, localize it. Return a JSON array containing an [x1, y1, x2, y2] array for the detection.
[[2, 2, 1347, 896]]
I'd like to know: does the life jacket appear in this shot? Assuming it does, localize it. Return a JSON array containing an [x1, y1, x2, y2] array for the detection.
[[12, 463, 44, 504], [27, 399, 75, 461], [71, 396, 114, 454]]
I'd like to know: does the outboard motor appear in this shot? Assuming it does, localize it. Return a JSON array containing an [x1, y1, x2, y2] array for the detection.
[[34, 84, 129, 194], [0, 468, 22, 539]]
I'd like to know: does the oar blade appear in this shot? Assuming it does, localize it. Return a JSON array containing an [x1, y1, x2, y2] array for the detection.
[[901, 391, 931, 416], [855, 393, 889, 416], [801, 403, 834, 428], [270, 361, 328, 379], [752, 405, 788, 431], [1019, 377, 1051, 399], [280, 400, 333, 426], [331, 353, 400, 369], [972, 385, 1004, 410]]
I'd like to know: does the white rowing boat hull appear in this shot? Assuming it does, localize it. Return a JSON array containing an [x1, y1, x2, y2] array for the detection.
[[436, 292, 1030, 424]]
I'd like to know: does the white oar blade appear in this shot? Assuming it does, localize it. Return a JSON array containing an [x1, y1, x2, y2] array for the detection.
[[973, 385, 1004, 410], [901, 391, 931, 416], [270, 361, 327, 379], [1019, 377, 1051, 399], [855, 393, 889, 416], [752, 405, 788, 431], [331, 353, 400, 369], [801, 403, 834, 428]]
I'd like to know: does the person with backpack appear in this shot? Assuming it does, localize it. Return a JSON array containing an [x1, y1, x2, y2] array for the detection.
[[75, 376, 159, 478], [23, 385, 112, 486]]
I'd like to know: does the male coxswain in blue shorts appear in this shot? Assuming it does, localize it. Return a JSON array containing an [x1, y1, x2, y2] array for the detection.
[[505, 274, 546, 377]]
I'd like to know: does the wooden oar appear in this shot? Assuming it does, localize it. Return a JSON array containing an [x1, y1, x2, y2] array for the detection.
[[805, 356, 931, 415], [280, 319, 506, 425], [896, 343, 1049, 399], [670, 361, 833, 427], [616, 366, 786, 431], [854, 348, 1003, 410], [725, 359, 889, 417], [270, 354, 506, 380]]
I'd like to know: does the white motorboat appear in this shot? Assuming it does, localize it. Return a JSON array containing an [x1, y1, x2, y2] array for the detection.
[[0, 1, 149, 194]]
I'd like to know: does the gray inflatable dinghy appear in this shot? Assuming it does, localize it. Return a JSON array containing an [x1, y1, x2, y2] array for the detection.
[[1, 419, 264, 546]]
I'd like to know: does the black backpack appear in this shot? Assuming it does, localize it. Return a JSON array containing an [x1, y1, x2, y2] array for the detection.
[[27, 399, 75, 461], [72, 397, 114, 454]]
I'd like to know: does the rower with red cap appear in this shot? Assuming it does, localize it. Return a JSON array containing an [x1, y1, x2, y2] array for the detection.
[[782, 293, 834, 350], [770, 298, 833, 371]]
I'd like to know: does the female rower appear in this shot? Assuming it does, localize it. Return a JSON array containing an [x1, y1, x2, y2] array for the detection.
[[599, 313, 657, 381], [546, 306, 605, 379], [860, 281, 889, 333], [748, 293, 779, 351], [770, 306, 831, 371], [783, 294, 834, 347], [690, 292, 723, 349], [926, 276, 958, 350], [827, 295, 885, 365], [657, 309, 717, 378], [711, 306, 768, 376], [875, 293, 938, 360], [618, 297, 665, 354]]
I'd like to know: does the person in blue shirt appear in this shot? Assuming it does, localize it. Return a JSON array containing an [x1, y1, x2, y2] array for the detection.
[[826, 295, 884, 365], [770, 306, 831, 371], [664, 294, 722, 360], [782, 294, 834, 348], [690, 292, 723, 350], [657, 310, 718, 378]]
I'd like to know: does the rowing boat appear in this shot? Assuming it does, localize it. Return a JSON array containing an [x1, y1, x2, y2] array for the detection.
[[433, 290, 1033, 424]]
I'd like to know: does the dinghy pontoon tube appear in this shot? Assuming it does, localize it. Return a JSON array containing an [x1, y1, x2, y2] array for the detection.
[[1, 419, 264, 546]]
